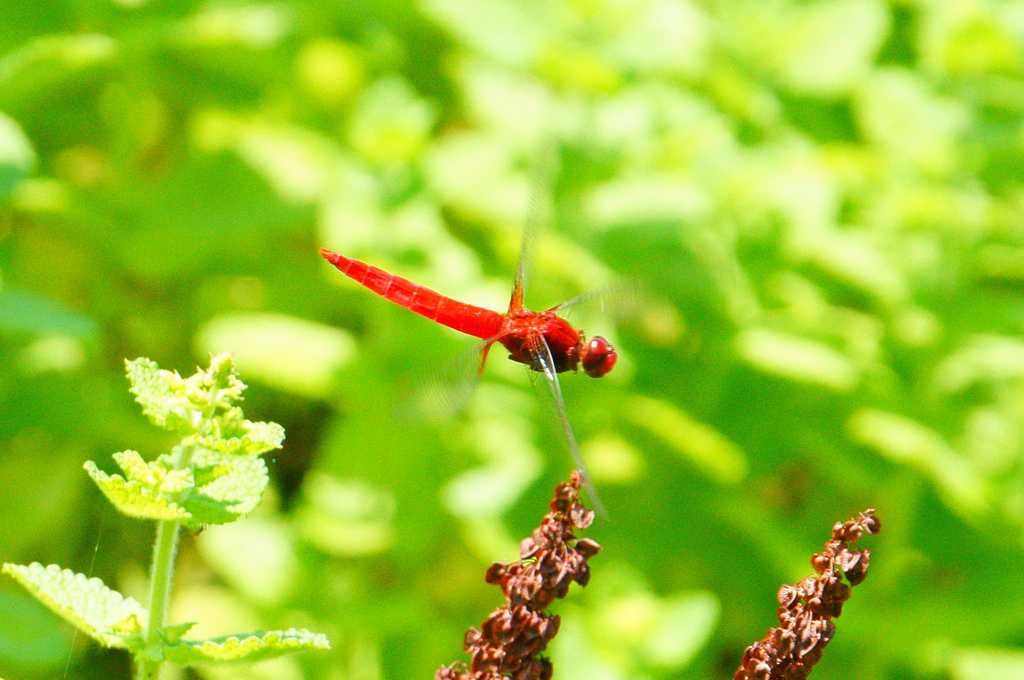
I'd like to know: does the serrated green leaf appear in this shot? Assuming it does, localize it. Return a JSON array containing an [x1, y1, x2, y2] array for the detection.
[[192, 420, 285, 456], [85, 460, 192, 522], [195, 449, 269, 513], [162, 628, 329, 665], [178, 495, 240, 529], [242, 420, 285, 453], [113, 355, 276, 528], [113, 450, 194, 494], [112, 449, 152, 480], [189, 353, 246, 410], [190, 461, 232, 487], [125, 354, 252, 436], [125, 358, 194, 432], [2, 563, 146, 650], [161, 621, 197, 644], [178, 450, 269, 528]]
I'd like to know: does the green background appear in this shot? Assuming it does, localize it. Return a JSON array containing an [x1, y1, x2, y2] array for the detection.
[[2, 0, 1023, 678]]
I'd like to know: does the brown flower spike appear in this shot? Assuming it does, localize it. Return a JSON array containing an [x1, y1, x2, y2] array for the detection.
[[734, 509, 881, 680], [437, 471, 601, 680]]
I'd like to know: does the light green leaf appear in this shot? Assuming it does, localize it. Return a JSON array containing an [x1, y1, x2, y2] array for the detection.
[[932, 336, 1024, 395], [0, 288, 98, 338], [584, 174, 712, 228], [196, 518, 299, 607], [952, 647, 1024, 680], [114, 355, 277, 527], [584, 576, 719, 673], [294, 38, 364, 106], [848, 409, 990, 517], [724, 0, 888, 97], [84, 460, 192, 522], [192, 420, 285, 457], [125, 354, 248, 433], [125, 358, 194, 432], [919, 3, 1021, 76], [643, 591, 720, 668], [231, 120, 340, 202], [421, 0, 546, 67], [113, 450, 194, 493], [625, 395, 747, 484], [348, 76, 437, 166], [191, 459, 232, 488], [454, 61, 552, 143], [161, 621, 198, 644], [203, 353, 246, 404], [855, 68, 968, 175], [296, 474, 397, 557], [175, 3, 292, 49], [194, 314, 355, 399], [161, 628, 330, 665], [0, 34, 116, 111], [423, 131, 531, 230], [177, 495, 241, 528], [2, 563, 146, 650], [605, 0, 708, 78], [0, 111, 34, 201], [735, 327, 859, 391], [779, 0, 889, 96], [802, 231, 909, 308], [193, 450, 269, 516], [179, 449, 269, 526], [237, 420, 285, 454]]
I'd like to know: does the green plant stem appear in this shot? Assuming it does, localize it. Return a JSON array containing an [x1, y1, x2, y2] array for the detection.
[[136, 441, 195, 680], [136, 517, 181, 680]]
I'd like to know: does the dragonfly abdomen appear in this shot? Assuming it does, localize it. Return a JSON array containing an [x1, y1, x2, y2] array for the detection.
[[320, 249, 505, 340]]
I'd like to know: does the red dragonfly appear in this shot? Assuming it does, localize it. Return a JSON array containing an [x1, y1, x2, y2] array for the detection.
[[320, 236, 618, 512]]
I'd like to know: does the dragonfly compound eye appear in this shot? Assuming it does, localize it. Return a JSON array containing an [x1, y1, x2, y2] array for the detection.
[[582, 336, 617, 378]]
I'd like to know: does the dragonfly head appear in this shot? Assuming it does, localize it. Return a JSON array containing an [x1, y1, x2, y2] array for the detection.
[[581, 336, 617, 378]]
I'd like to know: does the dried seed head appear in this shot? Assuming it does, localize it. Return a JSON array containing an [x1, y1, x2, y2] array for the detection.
[[733, 509, 880, 680], [437, 472, 602, 680]]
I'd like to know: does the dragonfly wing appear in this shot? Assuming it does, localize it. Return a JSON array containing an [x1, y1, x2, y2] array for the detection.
[[551, 276, 645, 317], [399, 340, 476, 422], [510, 147, 556, 311], [528, 332, 608, 518], [402, 329, 509, 421]]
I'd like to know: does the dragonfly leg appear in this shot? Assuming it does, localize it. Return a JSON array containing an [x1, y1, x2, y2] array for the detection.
[[528, 332, 608, 519], [478, 341, 495, 376]]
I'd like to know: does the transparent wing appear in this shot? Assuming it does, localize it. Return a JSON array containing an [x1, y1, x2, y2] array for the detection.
[[511, 146, 556, 310], [528, 332, 608, 519], [550, 276, 645, 317], [399, 334, 502, 421]]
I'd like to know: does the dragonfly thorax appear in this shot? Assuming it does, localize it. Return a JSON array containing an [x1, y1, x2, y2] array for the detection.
[[498, 310, 615, 377]]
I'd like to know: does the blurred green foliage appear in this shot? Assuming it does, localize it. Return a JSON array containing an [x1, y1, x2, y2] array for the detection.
[[2, 0, 1024, 678]]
